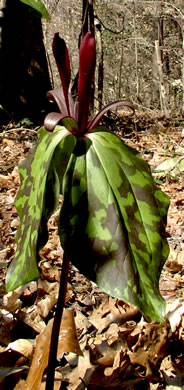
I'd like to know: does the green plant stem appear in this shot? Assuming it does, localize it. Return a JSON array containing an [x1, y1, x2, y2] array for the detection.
[[46, 252, 70, 390]]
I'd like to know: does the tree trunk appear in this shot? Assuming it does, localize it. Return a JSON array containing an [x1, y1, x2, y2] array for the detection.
[[0, 0, 51, 123], [158, 7, 164, 63], [155, 40, 169, 117], [133, 1, 140, 101]]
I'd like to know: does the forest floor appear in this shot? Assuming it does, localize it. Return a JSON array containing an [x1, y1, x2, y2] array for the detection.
[[0, 112, 184, 389]]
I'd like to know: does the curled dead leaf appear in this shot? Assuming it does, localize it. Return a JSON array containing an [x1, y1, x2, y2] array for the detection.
[[6, 339, 33, 359], [128, 322, 169, 377], [57, 309, 83, 358]]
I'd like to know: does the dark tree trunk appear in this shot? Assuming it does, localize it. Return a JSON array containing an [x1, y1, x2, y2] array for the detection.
[[0, 0, 51, 124]]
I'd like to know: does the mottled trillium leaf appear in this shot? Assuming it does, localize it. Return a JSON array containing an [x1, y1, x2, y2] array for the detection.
[[6, 126, 76, 292], [59, 128, 169, 322]]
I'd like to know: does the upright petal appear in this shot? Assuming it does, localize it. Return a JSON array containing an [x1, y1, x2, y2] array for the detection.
[[47, 89, 69, 116], [53, 33, 71, 115], [78, 32, 96, 133]]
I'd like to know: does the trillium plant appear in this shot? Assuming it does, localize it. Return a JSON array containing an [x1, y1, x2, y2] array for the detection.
[[6, 31, 169, 323]]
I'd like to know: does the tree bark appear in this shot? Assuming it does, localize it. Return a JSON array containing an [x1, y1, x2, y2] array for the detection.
[[0, 0, 51, 123], [155, 40, 169, 117], [133, 1, 140, 101]]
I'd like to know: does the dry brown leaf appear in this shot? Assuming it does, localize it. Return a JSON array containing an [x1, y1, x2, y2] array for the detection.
[[89, 339, 118, 367], [22, 309, 81, 389], [37, 279, 58, 295], [0, 314, 13, 346], [89, 296, 140, 334], [37, 280, 73, 308], [104, 347, 129, 378], [159, 277, 180, 297], [10, 218, 20, 229], [16, 376, 60, 390], [37, 295, 58, 319], [3, 288, 23, 312], [104, 323, 120, 346], [39, 260, 60, 281], [0, 174, 13, 187], [57, 309, 83, 358], [128, 322, 168, 376], [167, 301, 184, 332], [2, 138, 15, 146], [23, 318, 53, 389], [161, 356, 183, 389], [160, 355, 176, 377], [39, 372, 62, 390], [6, 339, 33, 359], [177, 244, 184, 266], [67, 349, 95, 390], [165, 246, 183, 272], [21, 282, 37, 299], [15, 379, 27, 389], [17, 307, 46, 333], [0, 348, 27, 368], [89, 296, 119, 333], [0, 248, 8, 261], [74, 310, 92, 338]]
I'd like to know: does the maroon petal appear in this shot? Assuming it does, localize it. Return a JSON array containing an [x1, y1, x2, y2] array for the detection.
[[47, 89, 69, 116], [87, 101, 135, 132], [78, 32, 96, 133], [44, 112, 79, 133], [53, 33, 71, 115], [44, 112, 66, 131], [47, 89, 75, 117]]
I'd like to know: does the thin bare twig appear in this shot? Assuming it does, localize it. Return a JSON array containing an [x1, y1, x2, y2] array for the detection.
[[95, 13, 124, 35], [0, 127, 39, 137]]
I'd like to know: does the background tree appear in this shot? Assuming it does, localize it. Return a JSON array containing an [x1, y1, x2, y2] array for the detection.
[[0, 0, 51, 123], [1, 0, 184, 123], [41, 0, 184, 116]]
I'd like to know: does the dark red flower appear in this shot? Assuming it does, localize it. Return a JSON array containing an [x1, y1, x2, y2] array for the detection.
[[44, 32, 134, 134]]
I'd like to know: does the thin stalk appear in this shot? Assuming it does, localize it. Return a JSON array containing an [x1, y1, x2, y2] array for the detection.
[[46, 252, 70, 390]]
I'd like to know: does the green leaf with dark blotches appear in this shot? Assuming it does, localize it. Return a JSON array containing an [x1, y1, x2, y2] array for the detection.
[[59, 128, 169, 322], [6, 126, 76, 292]]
